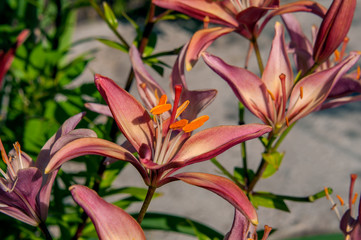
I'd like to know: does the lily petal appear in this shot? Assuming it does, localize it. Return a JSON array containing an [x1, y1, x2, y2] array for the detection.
[[0, 168, 42, 226], [84, 103, 113, 117], [45, 138, 148, 183], [70, 185, 145, 240], [95, 74, 154, 152], [259, 1, 326, 35], [130, 45, 167, 110], [171, 43, 217, 120], [262, 22, 293, 99], [186, 27, 235, 70], [152, 0, 238, 27], [171, 172, 258, 225], [282, 13, 314, 73], [224, 209, 256, 240], [171, 124, 272, 166], [202, 52, 270, 124], [288, 52, 360, 123]]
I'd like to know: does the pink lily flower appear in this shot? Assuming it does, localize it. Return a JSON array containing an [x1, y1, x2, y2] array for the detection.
[[202, 22, 360, 134], [282, 13, 361, 110], [45, 74, 272, 225], [0, 29, 29, 89], [70, 185, 146, 240], [152, 0, 326, 70], [85, 44, 217, 121], [0, 112, 96, 226]]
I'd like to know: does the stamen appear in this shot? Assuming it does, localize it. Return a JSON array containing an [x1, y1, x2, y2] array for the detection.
[[352, 193, 358, 205], [170, 119, 189, 129], [13, 142, 23, 169], [267, 89, 275, 101], [203, 16, 210, 29], [285, 116, 289, 127], [140, 83, 146, 89], [300, 86, 303, 99], [175, 100, 189, 118], [158, 94, 167, 105], [183, 115, 209, 133], [324, 187, 330, 199], [340, 37, 349, 60], [357, 66, 360, 80], [279, 73, 287, 120], [169, 85, 183, 127], [336, 195, 345, 206], [334, 49, 340, 62], [154, 89, 160, 103], [0, 139, 9, 165], [150, 104, 172, 115]]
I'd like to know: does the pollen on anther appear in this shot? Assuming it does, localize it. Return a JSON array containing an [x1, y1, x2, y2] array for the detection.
[[150, 104, 172, 115], [170, 119, 189, 129], [203, 16, 210, 29], [336, 195, 344, 206], [183, 115, 209, 133], [324, 187, 330, 199], [300, 86, 304, 99], [357, 66, 360, 80], [267, 89, 275, 101], [175, 100, 189, 118], [334, 50, 340, 62], [352, 193, 358, 205], [285, 116, 289, 127]]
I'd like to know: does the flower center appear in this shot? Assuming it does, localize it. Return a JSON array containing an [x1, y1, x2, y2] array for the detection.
[[150, 85, 209, 165]]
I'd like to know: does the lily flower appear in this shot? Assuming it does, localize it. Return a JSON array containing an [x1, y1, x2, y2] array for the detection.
[[152, 0, 326, 70], [325, 174, 361, 239], [0, 29, 29, 89], [70, 185, 146, 240], [282, 13, 361, 110], [0, 112, 96, 226], [202, 22, 360, 134], [45, 74, 271, 224], [85, 44, 217, 122]]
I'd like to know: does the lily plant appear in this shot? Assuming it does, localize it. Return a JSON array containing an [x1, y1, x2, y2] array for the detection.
[[45, 73, 271, 224], [202, 22, 360, 135], [152, 0, 326, 70], [0, 112, 96, 238]]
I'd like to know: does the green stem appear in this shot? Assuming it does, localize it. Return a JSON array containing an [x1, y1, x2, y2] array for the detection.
[[238, 102, 249, 186], [211, 158, 245, 190], [271, 122, 296, 151], [247, 159, 267, 194], [38, 221, 53, 240], [251, 36, 264, 75], [137, 186, 157, 224], [89, 0, 129, 49]]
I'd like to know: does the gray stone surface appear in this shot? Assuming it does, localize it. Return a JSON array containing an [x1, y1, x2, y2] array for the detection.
[[69, 1, 361, 239]]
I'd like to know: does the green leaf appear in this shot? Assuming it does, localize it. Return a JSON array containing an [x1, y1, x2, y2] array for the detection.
[[250, 192, 290, 212], [96, 38, 128, 53], [136, 212, 223, 239], [233, 167, 255, 185], [103, 2, 118, 29], [158, 13, 190, 21], [262, 151, 284, 178], [284, 233, 343, 240]]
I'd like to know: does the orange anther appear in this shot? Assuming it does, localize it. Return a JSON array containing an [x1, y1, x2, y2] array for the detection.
[[170, 119, 189, 129], [0, 139, 9, 165], [344, 37, 349, 43], [140, 83, 146, 89], [158, 94, 167, 105], [357, 66, 360, 80], [183, 115, 209, 133], [150, 104, 172, 115], [300, 86, 303, 99], [352, 193, 358, 205], [203, 16, 210, 29], [285, 116, 289, 127], [324, 187, 330, 199], [267, 89, 275, 101], [334, 49, 340, 62], [154, 89, 160, 102], [336, 195, 344, 206], [175, 100, 189, 118]]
